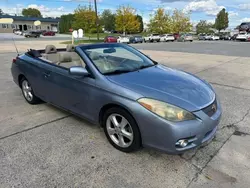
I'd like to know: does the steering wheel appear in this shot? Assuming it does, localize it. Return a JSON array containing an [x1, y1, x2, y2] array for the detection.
[[99, 55, 112, 70]]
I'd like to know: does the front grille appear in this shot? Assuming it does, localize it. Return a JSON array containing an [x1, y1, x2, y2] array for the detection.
[[202, 99, 217, 117]]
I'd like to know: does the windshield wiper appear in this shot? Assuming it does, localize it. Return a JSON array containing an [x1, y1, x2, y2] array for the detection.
[[103, 69, 132, 75], [136, 64, 155, 70]]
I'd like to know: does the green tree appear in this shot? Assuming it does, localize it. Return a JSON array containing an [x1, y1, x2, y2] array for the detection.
[[100, 9, 115, 31], [136, 15, 144, 33], [73, 5, 96, 33], [0, 9, 3, 15], [22, 8, 42, 17], [115, 5, 140, 34], [214, 8, 229, 32], [148, 8, 173, 34], [59, 14, 75, 33], [196, 20, 214, 34], [172, 9, 192, 33]]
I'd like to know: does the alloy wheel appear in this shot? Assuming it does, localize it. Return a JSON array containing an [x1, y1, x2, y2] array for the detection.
[[106, 114, 134, 148], [22, 80, 33, 102]]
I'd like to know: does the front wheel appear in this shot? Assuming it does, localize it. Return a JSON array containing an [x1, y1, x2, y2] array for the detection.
[[21, 78, 41, 104], [103, 107, 141, 153]]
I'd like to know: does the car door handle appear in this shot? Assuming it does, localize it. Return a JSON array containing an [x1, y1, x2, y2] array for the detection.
[[43, 72, 51, 78]]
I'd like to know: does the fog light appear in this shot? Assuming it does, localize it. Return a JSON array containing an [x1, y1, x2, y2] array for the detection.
[[177, 139, 189, 148]]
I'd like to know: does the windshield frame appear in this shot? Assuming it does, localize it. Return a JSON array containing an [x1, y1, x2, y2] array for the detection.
[[79, 43, 157, 75]]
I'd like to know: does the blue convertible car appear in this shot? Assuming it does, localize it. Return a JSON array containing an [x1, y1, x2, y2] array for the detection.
[[11, 43, 222, 154]]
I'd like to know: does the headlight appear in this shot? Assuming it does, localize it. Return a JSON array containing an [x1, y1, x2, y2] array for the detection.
[[138, 98, 195, 122]]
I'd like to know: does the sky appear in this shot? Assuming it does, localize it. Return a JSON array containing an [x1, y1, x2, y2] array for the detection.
[[1, 0, 250, 28]]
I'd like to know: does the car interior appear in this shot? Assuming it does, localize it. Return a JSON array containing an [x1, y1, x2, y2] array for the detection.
[[26, 44, 146, 74], [40, 44, 84, 68]]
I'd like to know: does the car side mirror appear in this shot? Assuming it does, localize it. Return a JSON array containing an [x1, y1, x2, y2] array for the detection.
[[69, 66, 89, 77]]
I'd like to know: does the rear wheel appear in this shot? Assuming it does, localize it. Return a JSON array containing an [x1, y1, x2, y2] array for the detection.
[[20, 78, 40, 104], [103, 107, 141, 152]]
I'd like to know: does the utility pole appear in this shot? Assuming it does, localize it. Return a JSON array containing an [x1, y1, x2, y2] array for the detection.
[[94, 0, 99, 40]]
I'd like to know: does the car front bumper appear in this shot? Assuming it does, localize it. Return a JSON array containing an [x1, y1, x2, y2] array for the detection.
[[132, 98, 222, 154]]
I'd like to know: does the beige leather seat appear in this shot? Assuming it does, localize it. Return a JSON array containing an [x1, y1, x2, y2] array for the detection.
[[43, 45, 59, 64], [66, 44, 82, 65], [89, 52, 112, 72], [57, 53, 82, 68]]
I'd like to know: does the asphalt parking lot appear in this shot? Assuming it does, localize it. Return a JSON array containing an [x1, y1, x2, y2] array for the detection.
[[0, 40, 250, 188]]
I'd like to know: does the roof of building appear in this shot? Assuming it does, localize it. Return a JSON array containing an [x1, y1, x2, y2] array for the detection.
[[0, 15, 60, 23]]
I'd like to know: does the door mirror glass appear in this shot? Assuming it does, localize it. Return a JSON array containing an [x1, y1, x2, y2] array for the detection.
[[69, 66, 89, 77]]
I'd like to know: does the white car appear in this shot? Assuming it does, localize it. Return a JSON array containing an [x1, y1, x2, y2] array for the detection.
[[236, 32, 249, 41], [204, 35, 212, 40], [210, 35, 220, 40], [15, 30, 23, 35], [117, 36, 130, 43], [144, 34, 161, 42], [160, 34, 175, 42]]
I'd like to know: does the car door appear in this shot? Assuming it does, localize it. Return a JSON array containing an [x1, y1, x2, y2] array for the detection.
[[19, 55, 56, 102], [44, 61, 96, 120]]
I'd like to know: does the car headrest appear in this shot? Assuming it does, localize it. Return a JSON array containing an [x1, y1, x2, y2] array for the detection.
[[89, 52, 100, 61], [45, 45, 57, 54], [66, 44, 75, 52], [59, 53, 72, 63]]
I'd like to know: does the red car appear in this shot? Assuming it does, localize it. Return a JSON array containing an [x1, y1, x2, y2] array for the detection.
[[173, 33, 180, 40], [42, 31, 56, 36], [104, 36, 117, 43]]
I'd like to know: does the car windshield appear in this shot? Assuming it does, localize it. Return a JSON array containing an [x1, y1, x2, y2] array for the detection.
[[152, 34, 159, 36], [81, 44, 156, 75]]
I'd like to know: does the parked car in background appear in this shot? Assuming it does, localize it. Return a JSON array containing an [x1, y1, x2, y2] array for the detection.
[[24, 31, 40, 38], [15, 30, 23, 35], [210, 35, 220, 41], [117, 36, 130, 44], [160, 34, 175, 42], [42, 31, 56, 36], [173, 33, 180, 40], [204, 34, 212, 40], [104, 36, 117, 43], [129, 35, 143, 43], [220, 34, 231, 40], [144, 34, 161, 43], [198, 34, 206, 40], [239, 22, 250, 32], [177, 33, 193, 42], [236, 32, 249, 41]]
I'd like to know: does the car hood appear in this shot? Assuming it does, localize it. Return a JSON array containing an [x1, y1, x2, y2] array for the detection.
[[106, 65, 215, 112]]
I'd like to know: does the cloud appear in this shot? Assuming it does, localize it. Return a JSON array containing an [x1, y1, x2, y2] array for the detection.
[[27, 4, 69, 17], [63, 0, 103, 2], [239, 3, 250, 10], [183, 0, 224, 16], [160, 0, 190, 2], [2, 4, 70, 17], [241, 18, 250, 22], [228, 11, 238, 18]]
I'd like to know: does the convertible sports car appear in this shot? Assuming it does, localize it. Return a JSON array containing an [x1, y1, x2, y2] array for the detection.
[[11, 43, 222, 154]]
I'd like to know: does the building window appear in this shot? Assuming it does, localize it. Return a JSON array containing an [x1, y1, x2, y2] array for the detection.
[[36, 26, 41, 30], [28, 25, 32, 29], [47, 26, 50, 30], [11, 24, 16, 29], [2, 24, 8, 29]]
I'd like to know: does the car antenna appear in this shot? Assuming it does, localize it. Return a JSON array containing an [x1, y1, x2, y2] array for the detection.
[[12, 37, 19, 56]]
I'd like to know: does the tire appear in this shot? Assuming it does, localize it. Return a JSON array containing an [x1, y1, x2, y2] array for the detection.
[[20, 77, 40, 104], [103, 107, 141, 153]]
